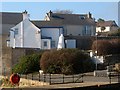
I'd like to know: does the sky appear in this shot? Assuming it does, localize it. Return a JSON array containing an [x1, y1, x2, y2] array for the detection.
[[0, 1, 119, 25]]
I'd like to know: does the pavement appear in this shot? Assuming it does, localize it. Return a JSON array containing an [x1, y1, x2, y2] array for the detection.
[[1, 82, 119, 90]]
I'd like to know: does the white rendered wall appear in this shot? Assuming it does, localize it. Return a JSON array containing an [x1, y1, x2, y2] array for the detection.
[[96, 26, 110, 32], [41, 28, 63, 48], [10, 19, 41, 48]]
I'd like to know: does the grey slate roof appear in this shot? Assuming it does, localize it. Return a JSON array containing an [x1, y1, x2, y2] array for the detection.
[[0, 12, 23, 24], [1, 11, 96, 28], [96, 21, 118, 27], [32, 20, 63, 27], [32, 12, 96, 27], [47, 12, 96, 25]]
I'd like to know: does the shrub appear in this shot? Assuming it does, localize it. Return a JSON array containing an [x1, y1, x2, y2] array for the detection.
[[12, 53, 42, 74], [114, 63, 120, 72], [92, 39, 120, 56], [40, 49, 95, 74]]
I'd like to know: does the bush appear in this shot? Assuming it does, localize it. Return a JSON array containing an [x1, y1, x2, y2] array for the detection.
[[114, 63, 120, 72], [92, 39, 120, 56], [40, 49, 95, 74], [12, 53, 42, 74], [107, 28, 120, 36]]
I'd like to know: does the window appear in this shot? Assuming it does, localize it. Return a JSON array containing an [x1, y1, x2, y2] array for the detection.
[[79, 16, 85, 20], [51, 41, 55, 48], [44, 41, 47, 47], [82, 26, 86, 35], [14, 28, 18, 35]]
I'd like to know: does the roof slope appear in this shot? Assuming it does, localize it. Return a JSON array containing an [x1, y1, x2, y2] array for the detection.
[[0, 12, 23, 24], [32, 12, 96, 27], [32, 20, 63, 28], [96, 21, 118, 27], [47, 12, 96, 25]]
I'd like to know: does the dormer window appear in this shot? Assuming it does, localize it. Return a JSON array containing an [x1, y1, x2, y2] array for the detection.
[[79, 16, 85, 20]]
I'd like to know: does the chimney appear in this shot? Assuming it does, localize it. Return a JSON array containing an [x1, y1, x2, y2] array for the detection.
[[48, 10, 52, 17], [22, 10, 29, 20], [87, 12, 92, 19]]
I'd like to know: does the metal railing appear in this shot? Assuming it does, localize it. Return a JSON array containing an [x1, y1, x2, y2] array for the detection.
[[19, 73, 84, 85]]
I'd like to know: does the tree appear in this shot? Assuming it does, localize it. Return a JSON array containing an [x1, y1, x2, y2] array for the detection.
[[110, 39, 120, 54], [92, 39, 120, 56], [92, 40, 112, 56], [107, 28, 120, 36], [53, 9, 73, 14], [12, 53, 42, 74], [101, 26, 106, 32], [114, 63, 120, 72], [97, 18, 105, 22]]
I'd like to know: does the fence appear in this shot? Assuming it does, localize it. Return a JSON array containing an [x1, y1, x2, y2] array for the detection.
[[19, 73, 84, 85], [108, 72, 120, 84]]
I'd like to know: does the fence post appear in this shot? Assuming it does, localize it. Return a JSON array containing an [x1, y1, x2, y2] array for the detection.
[[63, 74, 64, 84], [109, 72, 111, 84], [25, 74, 27, 79], [118, 72, 120, 83], [4, 67, 6, 76], [44, 74, 46, 82], [39, 73, 40, 81], [73, 74, 74, 83], [32, 73, 33, 80], [82, 74, 83, 82], [49, 74, 51, 85]]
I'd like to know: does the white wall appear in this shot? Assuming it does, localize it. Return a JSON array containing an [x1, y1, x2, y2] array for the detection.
[[41, 28, 63, 48], [96, 26, 110, 32], [10, 19, 41, 48]]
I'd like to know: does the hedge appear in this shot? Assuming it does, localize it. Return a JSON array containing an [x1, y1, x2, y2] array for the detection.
[[40, 49, 95, 74]]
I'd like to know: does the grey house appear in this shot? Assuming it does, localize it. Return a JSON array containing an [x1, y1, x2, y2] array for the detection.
[[33, 11, 96, 36]]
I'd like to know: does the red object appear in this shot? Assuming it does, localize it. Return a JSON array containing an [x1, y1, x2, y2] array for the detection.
[[10, 73, 20, 84]]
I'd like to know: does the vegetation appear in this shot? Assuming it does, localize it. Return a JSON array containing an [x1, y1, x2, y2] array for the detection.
[[92, 39, 120, 56], [104, 54, 120, 66], [101, 26, 106, 32], [114, 63, 120, 72], [12, 53, 42, 74], [53, 9, 73, 14], [107, 28, 120, 36], [97, 18, 105, 22], [0, 77, 16, 87], [40, 49, 95, 75]]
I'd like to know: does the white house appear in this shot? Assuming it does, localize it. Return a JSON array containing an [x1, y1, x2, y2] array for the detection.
[[9, 11, 64, 50], [9, 11, 41, 49], [96, 20, 119, 33]]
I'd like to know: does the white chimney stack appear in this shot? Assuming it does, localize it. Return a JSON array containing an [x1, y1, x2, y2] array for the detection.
[[22, 10, 29, 20]]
